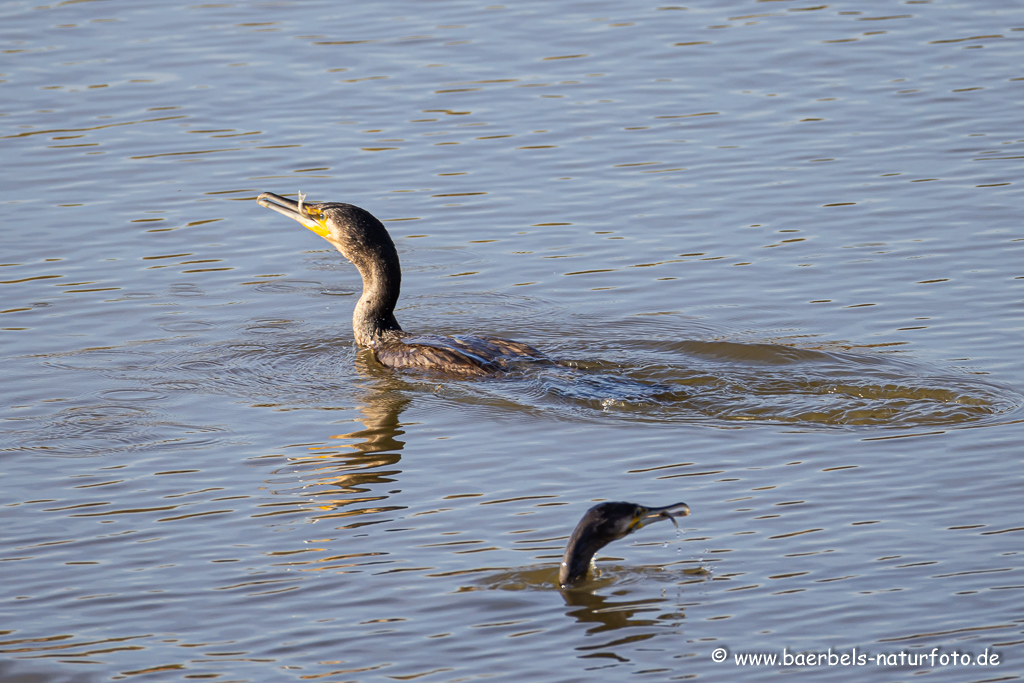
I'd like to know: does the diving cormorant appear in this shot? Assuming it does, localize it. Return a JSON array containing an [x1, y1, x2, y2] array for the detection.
[[559, 501, 690, 587]]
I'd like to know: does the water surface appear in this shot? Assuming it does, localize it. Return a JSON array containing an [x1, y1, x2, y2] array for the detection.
[[3, 0, 1024, 680]]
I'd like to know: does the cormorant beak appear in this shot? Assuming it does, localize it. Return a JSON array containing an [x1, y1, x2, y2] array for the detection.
[[633, 502, 690, 532], [257, 191, 330, 238]]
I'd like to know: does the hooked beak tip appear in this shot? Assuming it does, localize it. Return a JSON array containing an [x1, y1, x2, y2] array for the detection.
[[641, 502, 690, 528], [256, 191, 329, 237]]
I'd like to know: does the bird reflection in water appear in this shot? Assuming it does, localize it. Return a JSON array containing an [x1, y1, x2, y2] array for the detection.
[[285, 391, 410, 523], [561, 591, 685, 635]]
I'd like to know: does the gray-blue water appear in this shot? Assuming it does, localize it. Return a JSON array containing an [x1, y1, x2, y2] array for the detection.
[[2, 1, 1023, 680]]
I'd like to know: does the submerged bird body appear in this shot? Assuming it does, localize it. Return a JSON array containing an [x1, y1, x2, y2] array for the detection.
[[257, 192, 543, 374], [559, 501, 690, 587]]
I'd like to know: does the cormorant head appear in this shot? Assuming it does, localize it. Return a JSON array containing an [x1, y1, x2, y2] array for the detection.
[[257, 192, 396, 268], [559, 501, 689, 588]]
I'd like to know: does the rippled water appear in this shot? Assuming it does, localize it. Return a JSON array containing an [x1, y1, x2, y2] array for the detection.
[[3, 0, 1024, 680]]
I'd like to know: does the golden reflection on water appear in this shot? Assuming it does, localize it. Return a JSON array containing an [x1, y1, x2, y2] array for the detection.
[[287, 392, 409, 523]]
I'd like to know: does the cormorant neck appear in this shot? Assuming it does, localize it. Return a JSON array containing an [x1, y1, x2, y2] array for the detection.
[[559, 535, 605, 586], [350, 251, 404, 347], [312, 202, 407, 347]]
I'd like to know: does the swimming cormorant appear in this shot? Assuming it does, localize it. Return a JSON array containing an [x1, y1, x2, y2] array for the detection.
[[559, 501, 690, 587], [257, 192, 544, 374]]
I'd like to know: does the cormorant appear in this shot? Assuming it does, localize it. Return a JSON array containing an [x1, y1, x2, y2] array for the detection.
[[257, 192, 544, 375], [559, 501, 690, 587]]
